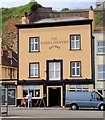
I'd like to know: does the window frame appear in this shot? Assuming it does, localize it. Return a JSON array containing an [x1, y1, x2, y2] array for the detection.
[[70, 34, 81, 50], [23, 85, 40, 98], [97, 64, 105, 80], [29, 62, 40, 78], [47, 60, 63, 81], [70, 61, 81, 77], [69, 85, 89, 91], [29, 37, 40, 52], [97, 41, 105, 55]]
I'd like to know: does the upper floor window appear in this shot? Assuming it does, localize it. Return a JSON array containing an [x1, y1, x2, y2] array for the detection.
[[70, 61, 81, 77], [29, 62, 39, 78], [97, 41, 105, 54], [98, 65, 105, 80], [70, 35, 80, 50], [49, 62, 61, 80], [29, 37, 40, 52]]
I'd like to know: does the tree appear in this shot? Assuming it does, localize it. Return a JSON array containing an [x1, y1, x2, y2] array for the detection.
[[61, 8, 69, 12]]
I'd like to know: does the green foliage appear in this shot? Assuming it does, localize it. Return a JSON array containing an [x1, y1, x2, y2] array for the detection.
[[94, 14, 102, 25], [61, 8, 70, 12], [1, 1, 42, 30]]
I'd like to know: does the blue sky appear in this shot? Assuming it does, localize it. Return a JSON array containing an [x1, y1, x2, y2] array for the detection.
[[0, 0, 97, 10]]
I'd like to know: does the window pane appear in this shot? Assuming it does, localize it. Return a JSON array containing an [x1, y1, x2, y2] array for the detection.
[[71, 62, 75, 67], [35, 69, 38, 77], [49, 63, 54, 70], [98, 65, 103, 71], [35, 64, 38, 68], [35, 38, 38, 42], [77, 62, 80, 67], [77, 68, 80, 75], [55, 71, 60, 78], [76, 41, 80, 49], [23, 90, 28, 97], [98, 73, 103, 79], [49, 71, 54, 79], [71, 41, 75, 49], [71, 36, 74, 40], [55, 63, 60, 69], [76, 36, 80, 40], [35, 44, 38, 51], [72, 68, 75, 75], [98, 41, 105, 46], [35, 90, 40, 97], [30, 69, 34, 76]]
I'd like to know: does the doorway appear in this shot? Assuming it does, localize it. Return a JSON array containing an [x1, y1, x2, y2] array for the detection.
[[48, 87, 61, 106]]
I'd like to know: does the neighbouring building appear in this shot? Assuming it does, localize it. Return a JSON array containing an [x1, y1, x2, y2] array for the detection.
[[96, 0, 105, 8], [15, 7, 95, 107], [0, 46, 18, 106], [94, 31, 105, 97]]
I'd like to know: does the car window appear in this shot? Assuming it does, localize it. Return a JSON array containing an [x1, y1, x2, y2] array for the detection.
[[91, 92, 102, 100]]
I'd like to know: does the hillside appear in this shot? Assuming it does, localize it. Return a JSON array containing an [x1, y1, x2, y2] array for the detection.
[[2, 1, 42, 51]]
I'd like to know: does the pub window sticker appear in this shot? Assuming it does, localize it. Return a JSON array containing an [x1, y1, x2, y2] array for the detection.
[[8, 90, 15, 98]]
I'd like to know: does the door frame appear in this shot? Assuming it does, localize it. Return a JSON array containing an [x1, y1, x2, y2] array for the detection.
[[46, 60, 63, 81], [47, 86, 63, 107]]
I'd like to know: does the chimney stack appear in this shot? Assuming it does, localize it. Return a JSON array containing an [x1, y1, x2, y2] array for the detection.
[[89, 6, 95, 31], [22, 12, 29, 24]]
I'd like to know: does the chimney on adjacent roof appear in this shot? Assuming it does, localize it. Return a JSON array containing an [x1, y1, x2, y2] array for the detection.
[[89, 6, 95, 31], [22, 12, 29, 24]]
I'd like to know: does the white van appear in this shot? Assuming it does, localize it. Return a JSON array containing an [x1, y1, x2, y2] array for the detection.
[[65, 89, 105, 110]]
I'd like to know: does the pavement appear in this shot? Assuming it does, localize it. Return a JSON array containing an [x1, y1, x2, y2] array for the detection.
[[0, 106, 105, 120]]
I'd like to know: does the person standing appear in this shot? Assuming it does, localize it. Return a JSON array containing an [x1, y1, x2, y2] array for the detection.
[[27, 92, 32, 108]]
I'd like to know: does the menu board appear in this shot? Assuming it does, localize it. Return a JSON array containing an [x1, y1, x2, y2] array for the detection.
[[8, 89, 16, 105]]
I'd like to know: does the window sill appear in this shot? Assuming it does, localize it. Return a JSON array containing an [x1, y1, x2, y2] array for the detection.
[[28, 77, 40, 78], [96, 53, 105, 56], [70, 76, 82, 78], [97, 80, 105, 82], [29, 51, 40, 53], [69, 49, 81, 51]]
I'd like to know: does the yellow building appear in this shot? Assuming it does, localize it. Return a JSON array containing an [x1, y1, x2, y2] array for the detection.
[[0, 46, 17, 106], [16, 15, 95, 107]]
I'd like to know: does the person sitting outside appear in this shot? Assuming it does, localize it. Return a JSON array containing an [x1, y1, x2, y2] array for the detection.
[[21, 98, 27, 107]]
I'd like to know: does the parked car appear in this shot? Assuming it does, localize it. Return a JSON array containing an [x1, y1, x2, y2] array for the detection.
[[65, 89, 105, 110]]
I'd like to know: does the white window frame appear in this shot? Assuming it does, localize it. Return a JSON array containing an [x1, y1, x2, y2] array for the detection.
[[98, 65, 105, 80], [97, 41, 105, 54], [70, 85, 89, 91], [29, 63, 39, 77], [30, 37, 39, 52], [23, 85, 40, 98], [70, 35, 80, 50], [71, 62, 81, 77], [49, 62, 61, 80]]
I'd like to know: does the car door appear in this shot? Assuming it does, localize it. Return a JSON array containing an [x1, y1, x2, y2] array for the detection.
[[90, 92, 102, 108]]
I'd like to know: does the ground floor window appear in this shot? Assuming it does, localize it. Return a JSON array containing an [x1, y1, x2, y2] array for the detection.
[[23, 85, 40, 98], [69, 85, 89, 91], [1, 88, 16, 106]]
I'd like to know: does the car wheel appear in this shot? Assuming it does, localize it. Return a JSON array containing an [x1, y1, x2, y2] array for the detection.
[[99, 104, 105, 111], [71, 104, 78, 110]]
